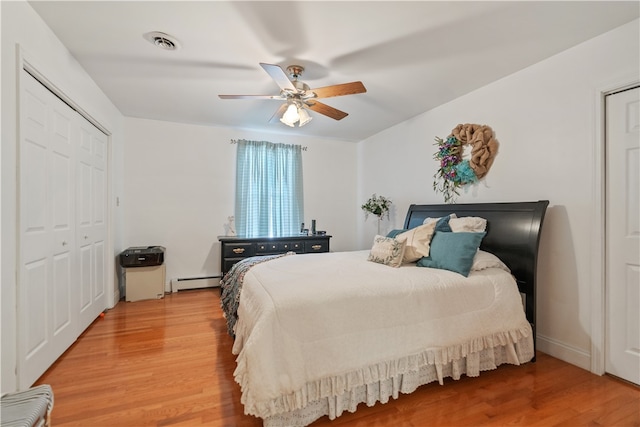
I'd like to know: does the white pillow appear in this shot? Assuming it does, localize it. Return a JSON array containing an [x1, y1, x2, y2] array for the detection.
[[395, 222, 436, 262], [471, 250, 510, 272], [368, 235, 406, 268], [449, 216, 487, 232]]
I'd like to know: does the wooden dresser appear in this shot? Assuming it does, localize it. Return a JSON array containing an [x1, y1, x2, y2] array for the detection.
[[218, 235, 332, 275]]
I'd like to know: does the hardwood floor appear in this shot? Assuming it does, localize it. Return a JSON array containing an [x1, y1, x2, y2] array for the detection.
[[35, 289, 639, 426]]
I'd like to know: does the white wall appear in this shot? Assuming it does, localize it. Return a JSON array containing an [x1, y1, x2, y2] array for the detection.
[[357, 19, 640, 370], [123, 118, 358, 287], [1, 1, 125, 393]]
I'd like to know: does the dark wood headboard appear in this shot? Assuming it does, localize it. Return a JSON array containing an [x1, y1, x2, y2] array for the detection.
[[404, 200, 549, 346]]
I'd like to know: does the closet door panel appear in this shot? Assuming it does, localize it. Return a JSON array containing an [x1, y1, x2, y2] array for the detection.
[[76, 120, 107, 329], [49, 91, 76, 356], [77, 128, 93, 317], [19, 72, 77, 388], [20, 86, 50, 377], [93, 130, 107, 302]]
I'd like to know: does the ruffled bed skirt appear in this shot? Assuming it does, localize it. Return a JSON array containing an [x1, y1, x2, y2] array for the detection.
[[261, 335, 534, 427]]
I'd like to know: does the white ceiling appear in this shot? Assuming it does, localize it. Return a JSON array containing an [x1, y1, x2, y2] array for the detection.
[[28, 1, 639, 142]]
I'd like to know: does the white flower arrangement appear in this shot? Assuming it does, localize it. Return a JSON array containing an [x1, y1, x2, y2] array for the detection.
[[361, 193, 392, 220]]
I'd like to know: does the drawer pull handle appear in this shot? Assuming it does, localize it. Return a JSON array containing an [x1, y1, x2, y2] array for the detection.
[[311, 245, 322, 250], [233, 248, 245, 254]]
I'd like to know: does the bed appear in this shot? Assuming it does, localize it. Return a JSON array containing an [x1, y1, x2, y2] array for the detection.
[[221, 200, 549, 426]]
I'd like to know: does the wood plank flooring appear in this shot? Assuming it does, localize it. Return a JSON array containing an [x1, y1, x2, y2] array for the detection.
[[35, 289, 639, 426]]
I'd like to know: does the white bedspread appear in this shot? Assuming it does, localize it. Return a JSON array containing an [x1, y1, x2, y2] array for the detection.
[[232, 250, 532, 420]]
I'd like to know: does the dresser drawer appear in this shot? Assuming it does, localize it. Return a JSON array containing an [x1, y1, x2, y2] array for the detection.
[[223, 243, 255, 258], [284, 241, 303, 252], [305, 239, 329, 253], [223, 258, 243, 273], [256, 241, 304, 253], [256, 242, 279, 253]]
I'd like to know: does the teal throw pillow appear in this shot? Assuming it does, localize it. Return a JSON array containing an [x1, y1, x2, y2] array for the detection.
[[416, 231, 486, 276], [434, 215, 453, 232]]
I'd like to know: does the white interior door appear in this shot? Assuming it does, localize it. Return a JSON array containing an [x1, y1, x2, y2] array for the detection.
[[18, 69, 109, 388], [19, 71, 77, 388], [605, 86, 640, 385]]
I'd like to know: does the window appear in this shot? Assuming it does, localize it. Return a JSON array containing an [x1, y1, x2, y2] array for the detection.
[[235, 140, 304, 237]]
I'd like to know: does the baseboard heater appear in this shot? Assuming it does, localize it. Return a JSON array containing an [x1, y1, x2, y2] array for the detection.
[[170, 275, 221, 292]]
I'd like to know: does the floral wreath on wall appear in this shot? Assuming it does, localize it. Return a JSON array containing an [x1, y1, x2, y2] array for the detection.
[[433, 123, 498, 203]]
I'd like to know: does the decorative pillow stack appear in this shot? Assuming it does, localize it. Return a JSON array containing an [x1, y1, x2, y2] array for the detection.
[[417, 215, 487, 276], [384, 214, 455, 264], [368, 214, 454, 267], [368, 213, 498, 276]]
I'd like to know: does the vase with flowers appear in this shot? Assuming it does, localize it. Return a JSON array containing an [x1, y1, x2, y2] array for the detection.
[[361, 193, 392, 234]]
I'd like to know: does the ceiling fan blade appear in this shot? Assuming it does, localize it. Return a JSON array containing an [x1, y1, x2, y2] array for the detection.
[[219, 94, 284, 100], [310, 81, 366, 99], [306, 101, 348, 120], [269, 103, 288, 123], [260, 63, 296, 91]]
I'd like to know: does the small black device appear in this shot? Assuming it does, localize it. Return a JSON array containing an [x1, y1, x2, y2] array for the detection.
[[311, 220, 316, 235], [119, 246, 165, 268]]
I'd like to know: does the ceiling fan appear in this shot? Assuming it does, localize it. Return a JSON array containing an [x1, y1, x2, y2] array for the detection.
[[219, 63, 367, 127]]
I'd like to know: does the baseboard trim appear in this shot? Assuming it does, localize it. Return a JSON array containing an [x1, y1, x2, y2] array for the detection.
[[537, 334, 591, 371], [170, 276, 221, 292]]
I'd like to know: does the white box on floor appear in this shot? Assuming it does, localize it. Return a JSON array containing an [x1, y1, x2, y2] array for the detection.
[[125, 264, 166, 302]]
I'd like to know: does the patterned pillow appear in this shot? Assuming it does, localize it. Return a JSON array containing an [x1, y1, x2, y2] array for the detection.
[[395, 222, 437, 262], [368, 235, 406, 268]]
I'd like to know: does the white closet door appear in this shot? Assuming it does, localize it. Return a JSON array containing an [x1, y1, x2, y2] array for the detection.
[[19, 71, 77, 388], [606, 86, 640, 385], [18, 69, 109, 388], [77, 119, 107, 330]]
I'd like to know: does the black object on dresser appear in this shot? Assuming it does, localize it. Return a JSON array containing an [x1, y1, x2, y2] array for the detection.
[[218, 235, 331, 275]]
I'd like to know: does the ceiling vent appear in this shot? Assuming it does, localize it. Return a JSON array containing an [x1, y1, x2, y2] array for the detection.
[[143, 31, 180, 51]]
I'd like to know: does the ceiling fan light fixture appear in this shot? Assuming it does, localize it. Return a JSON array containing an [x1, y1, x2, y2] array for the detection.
[[298, 107, 312, 127], [279, 118, 295, 127], [280, 103, 299, 127]]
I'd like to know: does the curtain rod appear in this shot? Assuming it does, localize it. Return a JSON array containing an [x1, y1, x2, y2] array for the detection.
[[230, 139, 308, 151]]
